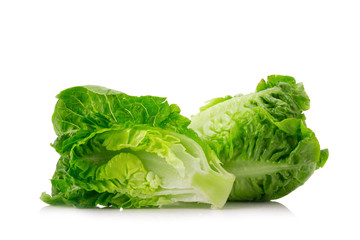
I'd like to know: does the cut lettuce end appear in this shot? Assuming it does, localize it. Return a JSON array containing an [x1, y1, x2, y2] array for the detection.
[[192, 170, 235, 209], [149, 169, 234, 209]]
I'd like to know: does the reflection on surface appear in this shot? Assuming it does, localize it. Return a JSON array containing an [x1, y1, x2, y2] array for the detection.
[[224, 201, 293, 213], [40, 201, 294, 219]]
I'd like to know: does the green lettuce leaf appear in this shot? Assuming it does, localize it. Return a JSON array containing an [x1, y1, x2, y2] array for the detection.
[[189, 75, 328, 201], [41, 86, 235, 209]]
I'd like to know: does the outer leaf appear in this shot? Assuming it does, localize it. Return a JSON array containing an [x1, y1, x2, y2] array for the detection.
[[51, 85, 190, 153]]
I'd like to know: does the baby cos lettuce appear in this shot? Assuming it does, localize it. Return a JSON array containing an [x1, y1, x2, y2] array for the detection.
[[41, 86, 235, 209], [42, 76, 328, 208], [189, 75, 328, 201]]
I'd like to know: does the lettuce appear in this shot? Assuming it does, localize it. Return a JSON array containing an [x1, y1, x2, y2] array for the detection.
[[41, 86, 235, 209], [189, 75, 328, 201]]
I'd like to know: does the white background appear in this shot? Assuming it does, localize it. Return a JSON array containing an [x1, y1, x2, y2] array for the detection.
[[1, 1, 359, 239]]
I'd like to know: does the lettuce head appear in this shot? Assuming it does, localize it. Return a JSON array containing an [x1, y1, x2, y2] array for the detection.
[[189, 75, 328, 201], [41, 86, 235, 209]]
